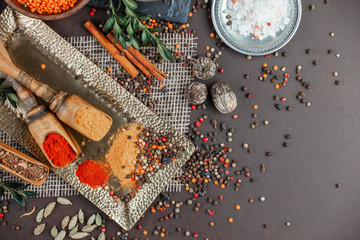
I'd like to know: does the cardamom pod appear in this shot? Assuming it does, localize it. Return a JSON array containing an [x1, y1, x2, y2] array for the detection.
[[57, 197, 72, 205], [81, 225, 96, 233], [51, 226, 58, 238], [87, 214, 95, 225], [70, 232, 90, 239], [69, 225, 78, 236], [36, 208, 44, 223], [68, 214, 78, 230], [78, 209, 84, 224], [44, 202, 56, 218], [97, 232, 105, 240], [95, 213, 102, 226], [54, 230, 66, 240], [61, 216, 70, 229], [33, 223, 46, 235]]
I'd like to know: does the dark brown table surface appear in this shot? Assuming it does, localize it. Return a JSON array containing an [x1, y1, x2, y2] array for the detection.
[[1, 1, 360, 240]]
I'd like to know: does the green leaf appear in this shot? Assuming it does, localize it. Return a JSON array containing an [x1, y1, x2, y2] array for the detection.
[[0, 78, 6, 86], [113, 32, 119, 45], [125, 7, 137, 18], [6, 93, 18, 102], [123, 0, 138, 10], [0, 93, 5, 105], [127, 23, 134, 35], [3, 182, 24, 189], [147, 27, 164, 33], [132, 19, 139, 33], [163, 48, 175, 62], [113, 20, 121, 35], [104, 16, 115, 32], [1, 86, 15, 94], [115, 15, 126, 26], [141, 30, 150, 46], [22, 191, 38, 197], [121, 32, 130, 42], [137, 14, 151, 21], [8, 98, 17, 109], [12, 191, 25, 206], [138, 21, 147, 29], [119, 35, 128, 49], [157, 44, 166, 60], [16, 184, 30, 190]]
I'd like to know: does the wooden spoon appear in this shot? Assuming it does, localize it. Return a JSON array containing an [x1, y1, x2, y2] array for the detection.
[[0, 42, 113, 142], [0, 42, 80, 169]]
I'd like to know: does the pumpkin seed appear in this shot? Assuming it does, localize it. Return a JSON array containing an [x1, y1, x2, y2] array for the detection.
[[78, 209, 84, 224], [34, 223, 46, 235], [54, 230, 66, 240], [44, 202, 56, 218], [69, 225, 78, 236], [51, 226, 58, 238], [97, 232, 105, 240], [81, 224, 96, 233], [68, 214, 78, 230], [36, 208, 44, 223], [61, 216, 70, 229], [95, 213, 102, 226], [57, 197, 72, 205], [70, 232, 89, 239], [87, 214, 95, 225]]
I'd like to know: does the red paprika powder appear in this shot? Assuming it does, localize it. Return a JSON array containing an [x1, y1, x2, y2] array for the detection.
[[76, 160, 108, 188], [43, 132, 76, 167]]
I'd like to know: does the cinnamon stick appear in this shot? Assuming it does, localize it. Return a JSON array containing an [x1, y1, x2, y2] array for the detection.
[[106, 33, 152, 79], [84, 20, 139, 78], [107, 32, 167, 82]]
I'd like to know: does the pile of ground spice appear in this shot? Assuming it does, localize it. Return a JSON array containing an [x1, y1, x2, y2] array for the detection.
[[42, 132, 76, 167], [76, 160, 108, 188], [75, 108, 112, 141], [105, 123, 143, 190]]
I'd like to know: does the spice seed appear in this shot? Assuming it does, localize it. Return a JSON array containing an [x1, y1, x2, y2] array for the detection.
[[69, 232, 89, 239], [95, 213, 102, 226], [69, 225, 79, 236], [68, 215, 78, 230]]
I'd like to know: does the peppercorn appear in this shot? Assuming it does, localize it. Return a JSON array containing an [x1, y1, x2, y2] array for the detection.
[[306, 49, 312, 54], [313, 60, 318, 65], [282, 52, 288, 57]]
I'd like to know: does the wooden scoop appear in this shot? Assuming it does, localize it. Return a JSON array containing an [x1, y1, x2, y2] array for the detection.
[[0, 42, 113, 142], [0, 42, 80, 169], [0, 142, 49, 185]]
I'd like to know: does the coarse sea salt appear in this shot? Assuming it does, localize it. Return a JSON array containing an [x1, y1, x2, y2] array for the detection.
[[224, 0, 291, 40]]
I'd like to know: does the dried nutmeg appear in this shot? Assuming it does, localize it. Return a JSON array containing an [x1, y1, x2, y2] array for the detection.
[[211, 81, 237, 113], [193, 57, 216, 80], [186, 82, 208, 105]]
